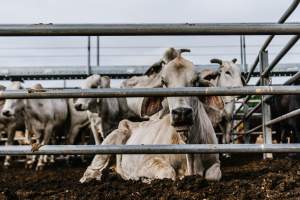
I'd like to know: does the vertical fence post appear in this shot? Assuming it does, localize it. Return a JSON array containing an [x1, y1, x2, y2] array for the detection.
[[240, 35, 250, 143], [87, 36, 91, 75], [97, 36, 100, 66], [240, 35, 247, 72], [242, 35, 247, 72], [243, 103, 250, 144], [240, 35, 244, 69], [259, 50, 273, 159]]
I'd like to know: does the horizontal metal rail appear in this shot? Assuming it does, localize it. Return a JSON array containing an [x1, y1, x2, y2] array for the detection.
[[1, 86, 300, 99], [1, 144, 300, 155], [245, 0, 300, 82], [0, 23, 299, 36], [0, 65, 297, 80], [245, 108, 300, 135]]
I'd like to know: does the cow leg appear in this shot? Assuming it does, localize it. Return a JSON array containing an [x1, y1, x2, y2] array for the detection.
[[80, 123, 132, 183], [138, 157, 176, 182], [67, 125, 82, 145], [90, 123, 102, 145], [225, 121, 232, 144], [186, 154, 204, 177], [205, 162, 222, 181], [25, 130, 37, 168], [4, 125, 16, 168], [88, 114, 103, 145], [222, 121, 232, 158], [36, 125, 54, 171]]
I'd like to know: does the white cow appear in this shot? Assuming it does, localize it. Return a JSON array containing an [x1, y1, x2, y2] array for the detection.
[[0, 84, 26, 167], [74, 75, 142, 140], [200, 58, 245, 144], [1, 82, 92, 169], [80, 48, 222, 183]]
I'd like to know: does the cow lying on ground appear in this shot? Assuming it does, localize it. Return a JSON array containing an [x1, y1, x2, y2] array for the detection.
[[80, 49, 222, 183]]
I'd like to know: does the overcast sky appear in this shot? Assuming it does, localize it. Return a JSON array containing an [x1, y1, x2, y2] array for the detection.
[[0, 0, 299, 87]]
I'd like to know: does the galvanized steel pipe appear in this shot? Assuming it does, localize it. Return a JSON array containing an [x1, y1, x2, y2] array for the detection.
[[1, 144, 300, 155], [246, 0, 300, 82], [0, 86, 300, 99], [0, 23, 299, 36]]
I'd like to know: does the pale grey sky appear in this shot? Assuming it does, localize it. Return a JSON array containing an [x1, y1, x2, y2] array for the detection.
[[0, 0, 299, 87]]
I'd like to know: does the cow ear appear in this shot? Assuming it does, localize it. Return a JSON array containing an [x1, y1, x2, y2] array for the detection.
[[194, 75, 213, 87], [100, 76, 110, 88], [144, 60, 165, 76], [141, 97, 164, 117], [199, 69, 220, 82], [0, 84, 6, 91], [232, 58, 237, 63], [201, 96, 224, 111]]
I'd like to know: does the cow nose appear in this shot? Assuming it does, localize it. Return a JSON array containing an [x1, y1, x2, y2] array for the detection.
[[2, 110, 11, 117], [171, 107, 193, 125], [74, 103, 83, 111]]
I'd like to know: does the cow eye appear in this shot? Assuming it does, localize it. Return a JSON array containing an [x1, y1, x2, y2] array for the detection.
[[225, 71, 231, 76], [192, 76, 199, 86], [161, 78, 168, 86]]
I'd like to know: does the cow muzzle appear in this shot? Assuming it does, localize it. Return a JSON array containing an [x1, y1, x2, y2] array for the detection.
[[171, 107, 193, 127], [1, 110, 13, 118], [74, 103, 86, 111]]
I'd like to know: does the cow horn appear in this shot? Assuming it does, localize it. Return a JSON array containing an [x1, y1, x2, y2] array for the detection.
[[178, 48, 191, 53], [144, 60, 165, 76], [232, 58, 237, 63], [210, 58, 222, 65], [177, 48, 191, 57]]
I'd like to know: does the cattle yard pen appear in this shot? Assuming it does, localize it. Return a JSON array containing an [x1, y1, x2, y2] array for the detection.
[[0, 0, 300, 157]]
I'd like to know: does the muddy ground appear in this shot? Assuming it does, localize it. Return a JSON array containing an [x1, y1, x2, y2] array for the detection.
[[0, 154, 300, 200]]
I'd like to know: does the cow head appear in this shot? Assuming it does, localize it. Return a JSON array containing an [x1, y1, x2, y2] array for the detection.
[[210, 58, 245, 87], [74, 75, 110, 112], [1, 82, 24, 118], [157, 49, 209, 131]]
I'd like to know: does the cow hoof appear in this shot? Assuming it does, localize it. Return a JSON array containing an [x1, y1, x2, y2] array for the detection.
[[25, 163, 33, 169], [205, 163, 222, 181], [26, 160, 35, 169], [79, 169, 102, 183], [36, 164, 44, 171], [3, 162, 10, 168], [31, 143, 44, 152], [222, 153, 231, 158]]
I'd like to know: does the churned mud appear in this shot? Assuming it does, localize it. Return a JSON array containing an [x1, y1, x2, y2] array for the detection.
[[1, 154, 300, 200]]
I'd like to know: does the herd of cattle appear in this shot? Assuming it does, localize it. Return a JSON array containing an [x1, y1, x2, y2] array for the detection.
[[0, 47, 299, 183]]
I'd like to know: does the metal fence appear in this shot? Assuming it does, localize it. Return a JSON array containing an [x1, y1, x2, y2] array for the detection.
[[0, 0, 300, 156], [232, 1, 300, 157]]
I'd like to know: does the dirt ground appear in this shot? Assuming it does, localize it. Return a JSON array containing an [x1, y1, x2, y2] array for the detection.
[[1, 154, 300, 200]]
